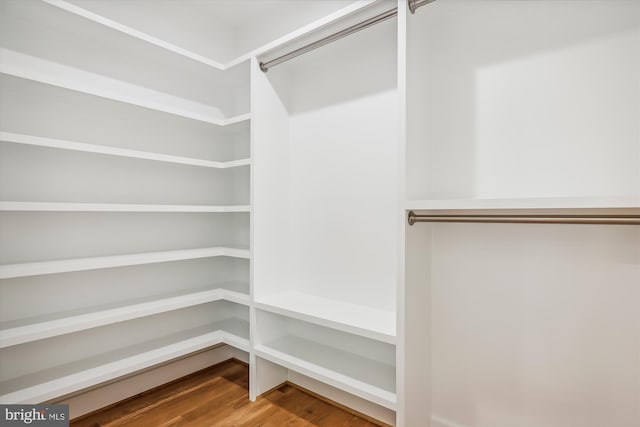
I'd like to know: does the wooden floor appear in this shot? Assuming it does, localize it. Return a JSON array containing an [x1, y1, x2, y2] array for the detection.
[[71, 359, 381, 427]]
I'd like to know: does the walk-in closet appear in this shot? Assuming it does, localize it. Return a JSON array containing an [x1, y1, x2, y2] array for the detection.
[[1, 1, 638, 426]]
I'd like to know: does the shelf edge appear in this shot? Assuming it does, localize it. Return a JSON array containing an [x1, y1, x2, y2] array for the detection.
[[0, 287, 251, 348], [0, 131, 251, 169], [0, 201, 251, 213], [0, 247, 251, 279]]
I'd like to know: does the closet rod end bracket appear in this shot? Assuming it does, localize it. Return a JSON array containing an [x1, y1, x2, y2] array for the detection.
[[259, 62, 269, 72], [408, 0, 438, 15], [408, 0, 417, 14], [408, 210, 417, 226]]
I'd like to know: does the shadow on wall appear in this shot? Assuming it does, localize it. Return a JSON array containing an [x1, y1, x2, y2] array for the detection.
[[264, 17, 398, 115], [408, 0, 640, 200]]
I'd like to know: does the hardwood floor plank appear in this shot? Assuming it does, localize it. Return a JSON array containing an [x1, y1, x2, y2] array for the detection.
[[71, 360, 382, 427]]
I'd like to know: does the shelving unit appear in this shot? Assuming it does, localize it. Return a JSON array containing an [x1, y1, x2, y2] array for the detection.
[[0, 0, 256, 414], [251, 6, 399, 424], [255, 311, 396, 411]]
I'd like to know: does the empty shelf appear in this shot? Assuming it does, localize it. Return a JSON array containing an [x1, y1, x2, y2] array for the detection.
[[255, 335, 396, 410], [0, 284, 250, 348], [0, 132, 251, 169], [255, 291, 396, 344], [0, 319, 250, 403], [41, 0, 227, 70], [0, 202, 250, 213], [0, 247, 251, 279], [0, 49, 250, 126]]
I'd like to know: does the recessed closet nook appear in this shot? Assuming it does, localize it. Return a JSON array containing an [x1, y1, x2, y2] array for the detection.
[[0, 0, 638, 426]]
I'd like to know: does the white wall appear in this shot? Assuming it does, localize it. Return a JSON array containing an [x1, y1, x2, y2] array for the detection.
[[428, 224, 640, 427], [406, 0, 640, 201]]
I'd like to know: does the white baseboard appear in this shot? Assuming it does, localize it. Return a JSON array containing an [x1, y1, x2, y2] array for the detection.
[[431, 415, 468, 427], [60, 344, 237, 419], [231, 346, 250, 364]]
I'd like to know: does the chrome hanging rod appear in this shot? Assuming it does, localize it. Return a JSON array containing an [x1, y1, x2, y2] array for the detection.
[[260, 8, 397, 72], [407, 211, 640, 226], [259, 0, 438, 72], [408, 0, 438, 14]]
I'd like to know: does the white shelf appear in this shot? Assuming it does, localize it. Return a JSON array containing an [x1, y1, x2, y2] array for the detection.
[[407, 196, 640, 211], [0, 201, 250, 213], [41, 0, 227, 70], [255, 336, 396, 410], [0, 132, 250, 169], [0, 283, 250, 348], [0, 49, 250, 126], [0, 247, 251, 279], [0, 320, 250, 404], [255, 291, 396, 344]]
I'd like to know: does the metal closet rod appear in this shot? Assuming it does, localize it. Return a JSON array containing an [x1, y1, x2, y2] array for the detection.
[[407, 211, 640, 226], [408, 0, 438, 14], [259, 0, 438, 72]]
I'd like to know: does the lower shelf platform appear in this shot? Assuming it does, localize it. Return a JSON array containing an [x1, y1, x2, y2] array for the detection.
[[0, 283, 249, 348], [0, 319, 249, 404], [254, 291, 396, 344], [255, 336, 396, 410]]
